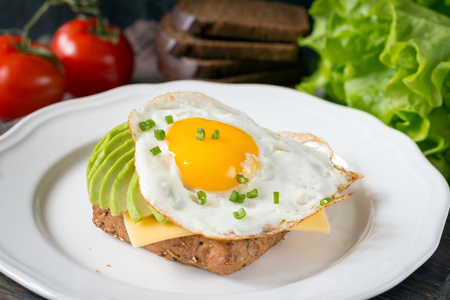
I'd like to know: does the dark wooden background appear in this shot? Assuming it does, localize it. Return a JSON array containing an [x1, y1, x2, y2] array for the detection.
[[0, 0, 449, 299]]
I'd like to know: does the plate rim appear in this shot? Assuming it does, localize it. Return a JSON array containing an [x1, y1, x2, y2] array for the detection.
[[0, 81, 449, 300]]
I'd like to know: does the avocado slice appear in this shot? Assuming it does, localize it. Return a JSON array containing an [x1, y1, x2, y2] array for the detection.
[[86, 122, 129, 178], [88, 139, 135, 205], [110, 157, 136, 216], [127, 172, 152, 223], [87, 127, 132, 185], [98, 148, 135, 209], [148, 206, 168, 224], [87, 122, 167, 224]]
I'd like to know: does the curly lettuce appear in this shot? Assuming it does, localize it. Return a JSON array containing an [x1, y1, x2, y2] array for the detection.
[[297, 0, 450, 184]]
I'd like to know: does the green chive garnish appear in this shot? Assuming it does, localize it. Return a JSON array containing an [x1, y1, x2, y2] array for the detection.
[[229, 190, 246, 203], [320, 197, 332, 206], [139, 119, 156, 131], [233, 208, 246, 219], [212, 129, 220, 140], [247, 188, 258, 199], [197, 191, 207, 205], [154, 129, 166, 140], [150, 146, 161, 156], [196, 128, 205, 140], [229, 190, 239, 202], [274, 191, 279, 204], [165, 115, 174, 124], [237, 194, 246, 203], [236, 174, 249, 184]]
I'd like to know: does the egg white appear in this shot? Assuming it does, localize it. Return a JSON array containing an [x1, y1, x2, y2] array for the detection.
[[128, 92, 360, 239]]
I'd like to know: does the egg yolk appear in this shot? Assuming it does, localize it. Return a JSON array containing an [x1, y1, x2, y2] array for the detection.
[[166, 117, 259, 191]]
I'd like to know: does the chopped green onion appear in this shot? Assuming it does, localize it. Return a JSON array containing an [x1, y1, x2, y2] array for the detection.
[[154, 129, 166, 140], [165, 115, 174, 124], [139, 122, 148, 131], [229, 190, 239, 202], [237, 193, 246, 203], [320, 197, 332, 206], [236, 174, 249, 184], [229, 190, 246, 203], [139, 119, 156, 131], [197, 191, 207, 205], [212, 129, 220, 140], [150, 146, 161, 156], [233, 208, 246, 219], [247, 188, 258, 199], [274, 191, 279, 204], [196, 128, 205, 140]]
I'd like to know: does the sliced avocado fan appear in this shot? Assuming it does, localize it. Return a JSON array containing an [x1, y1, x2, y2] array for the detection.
[[87, 122, 167, 224]]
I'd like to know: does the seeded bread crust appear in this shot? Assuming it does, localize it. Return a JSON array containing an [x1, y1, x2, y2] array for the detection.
[[171, 0, 310, 42], [158, 13, 300, 62], [92, 205, 287, 275]]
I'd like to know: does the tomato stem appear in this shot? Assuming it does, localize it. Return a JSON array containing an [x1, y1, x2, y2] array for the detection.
[[64, 1, 109, 38], [21, 0, 76, 50], [21, 0, 107, 50], [21, 1, 53, 50], [20, 0, 114, 50]]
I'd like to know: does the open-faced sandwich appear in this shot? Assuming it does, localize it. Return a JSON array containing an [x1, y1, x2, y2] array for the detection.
[[87, 92, 363, 275]]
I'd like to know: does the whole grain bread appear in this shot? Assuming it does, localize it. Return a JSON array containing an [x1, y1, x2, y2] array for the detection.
[[171, 0, 310, 42], [92, 205, 287, 275], [158, 13, 300, 62]]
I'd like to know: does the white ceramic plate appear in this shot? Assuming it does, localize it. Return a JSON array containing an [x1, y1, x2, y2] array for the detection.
[[0, 81, 448, 300]]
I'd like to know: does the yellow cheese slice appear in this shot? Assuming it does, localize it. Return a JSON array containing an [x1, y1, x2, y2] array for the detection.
[[289, 210, 330, 233], [123, 213, 195, 247], [124, 210, 330, 247]]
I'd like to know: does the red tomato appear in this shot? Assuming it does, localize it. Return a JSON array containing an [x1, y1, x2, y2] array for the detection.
[[50, 18, 134, 98], [0, 35, 66, 122]]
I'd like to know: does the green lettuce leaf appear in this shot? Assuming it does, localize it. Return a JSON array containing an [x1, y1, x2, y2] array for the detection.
[[297, 0, 450, 184]]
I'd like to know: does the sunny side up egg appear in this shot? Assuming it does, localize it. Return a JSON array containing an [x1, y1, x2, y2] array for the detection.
[[129, 92, 361, 239]]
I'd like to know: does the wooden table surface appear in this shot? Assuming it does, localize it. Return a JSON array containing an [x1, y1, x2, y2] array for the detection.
[[0, 19, 449, 300]]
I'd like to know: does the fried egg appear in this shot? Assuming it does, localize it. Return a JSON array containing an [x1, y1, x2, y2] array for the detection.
[[128, 92, 361, 239]]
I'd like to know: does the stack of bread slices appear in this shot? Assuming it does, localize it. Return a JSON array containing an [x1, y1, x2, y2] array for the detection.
[[154, 0, 311, 85]]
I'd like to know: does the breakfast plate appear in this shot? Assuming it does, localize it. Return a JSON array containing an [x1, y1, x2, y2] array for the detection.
[[0, 81, 448, 300]]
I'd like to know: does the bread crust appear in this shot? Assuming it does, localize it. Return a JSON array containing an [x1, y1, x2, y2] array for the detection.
[[92, 205, 287, 275]]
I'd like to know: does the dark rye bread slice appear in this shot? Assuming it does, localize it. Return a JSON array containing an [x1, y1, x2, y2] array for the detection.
[[171, 0, 310, 43], [154, 33, 307, 83], [156, 50, 306, 84], [158, 13, 300, 62], [155, 48, 306, 84], [92, 205, 288, 275], [155, 31, 304, 79]]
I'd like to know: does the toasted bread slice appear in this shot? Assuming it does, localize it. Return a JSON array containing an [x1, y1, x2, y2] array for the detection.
[[171, 0, 310, 42], [92, 205, 287, 275]]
